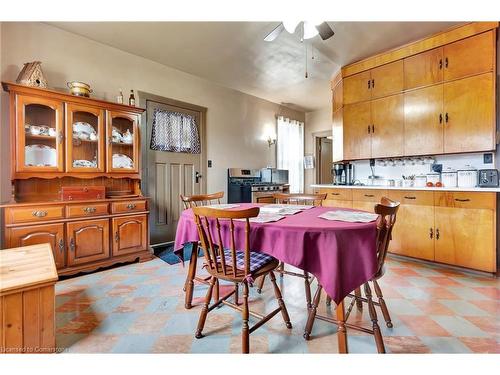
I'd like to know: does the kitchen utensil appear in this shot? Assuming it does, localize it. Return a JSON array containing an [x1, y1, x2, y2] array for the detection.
[[67, 81, 93, 97], [426, 172, 440, 185], [25, 144, 56, 167], [441, 168, 457, 187], [403, 180, 414, 187], [414, 175, 427, 187], [478, 169, 499, 187], [457, 165, 478, 188]]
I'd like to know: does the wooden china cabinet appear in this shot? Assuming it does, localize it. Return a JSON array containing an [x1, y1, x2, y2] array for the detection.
[[1, 82, 153, 276]]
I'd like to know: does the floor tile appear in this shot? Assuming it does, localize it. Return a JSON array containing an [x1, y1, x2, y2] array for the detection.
[[419, 337, 472, 353], [431, 316, 489, 338]]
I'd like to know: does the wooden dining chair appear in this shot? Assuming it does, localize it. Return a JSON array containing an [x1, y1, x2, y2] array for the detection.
[[303, 197, 400, 354], [179, 191, 224, 309], [255, 193, 327, 310], [192, 206, 292, 353]]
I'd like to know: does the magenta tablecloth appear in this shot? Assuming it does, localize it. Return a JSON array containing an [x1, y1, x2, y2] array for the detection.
[[174, 203, 378, 304]]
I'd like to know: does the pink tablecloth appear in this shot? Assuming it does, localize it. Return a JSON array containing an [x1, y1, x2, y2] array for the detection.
[[174, 203, 378, 304]]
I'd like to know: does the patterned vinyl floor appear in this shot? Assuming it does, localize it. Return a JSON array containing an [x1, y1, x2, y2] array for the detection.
[[55, 256, 500, 353]]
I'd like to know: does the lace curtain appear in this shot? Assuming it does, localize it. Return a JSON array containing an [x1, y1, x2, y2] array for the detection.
[[150, 109, 201, 154], [277, 116, 304, 193]]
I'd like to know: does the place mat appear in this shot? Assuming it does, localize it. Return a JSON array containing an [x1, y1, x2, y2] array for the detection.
[[204, 204, 241, 209], [264, 204, 314, 210], [318, 210, 379, 223], [236, 213, 285, 223]]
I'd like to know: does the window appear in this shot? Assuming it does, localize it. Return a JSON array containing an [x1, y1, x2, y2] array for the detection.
[[277, 116, 304, 193], [150, 109, 201, 153]]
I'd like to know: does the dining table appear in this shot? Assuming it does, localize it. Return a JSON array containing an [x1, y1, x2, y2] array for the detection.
[[173, 203, 379, 353]]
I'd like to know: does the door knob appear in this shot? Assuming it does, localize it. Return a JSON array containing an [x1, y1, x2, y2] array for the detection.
[[195, 171, 202, 183]]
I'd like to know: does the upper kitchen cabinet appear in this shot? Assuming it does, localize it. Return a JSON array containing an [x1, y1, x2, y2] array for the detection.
[[443, 31, 495, 81], [371, 94, 404, 158], [15, 94, 65, 173], [370, 61, 403, 99], [343, 102, 371, 160], [404, 48, 444, 90], [443, 73, 495, 153], [343, 70, 371, 105]]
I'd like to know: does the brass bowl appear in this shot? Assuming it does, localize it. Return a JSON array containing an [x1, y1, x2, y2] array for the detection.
[[67, 81, 93, 97]]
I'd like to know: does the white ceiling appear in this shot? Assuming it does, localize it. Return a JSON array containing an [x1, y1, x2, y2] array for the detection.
[[49, 22, 460, 112]]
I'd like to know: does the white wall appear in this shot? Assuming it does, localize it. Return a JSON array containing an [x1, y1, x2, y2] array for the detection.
[[0, 22, 305, 203], [304, 106, 332, 192]]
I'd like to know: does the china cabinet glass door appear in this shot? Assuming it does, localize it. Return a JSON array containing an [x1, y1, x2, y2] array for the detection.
[[107, 111, 139, 173], [66, 103, 105, 172], [16, 95, 64, 172]]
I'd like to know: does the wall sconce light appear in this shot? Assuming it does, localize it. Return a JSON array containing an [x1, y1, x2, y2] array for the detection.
[[267, 136, 277, 147]]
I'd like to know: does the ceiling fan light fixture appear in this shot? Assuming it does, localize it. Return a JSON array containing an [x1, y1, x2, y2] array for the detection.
[[283, 20, 301, 34], [303, 21, 319, 39]]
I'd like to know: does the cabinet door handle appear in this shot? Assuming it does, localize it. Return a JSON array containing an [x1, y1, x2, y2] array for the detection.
[[429, 228, 433, 239], [445, 113, 449, 123], [404, 196, 416, 200], [436, 228, 440, 240], [368, 80, 371, 89], [439, 113, 443, 124], [371, 79, 375, 88], [58, 131, 64, 144], [367, 125, 371, 134], [439, 59, 443, 69], [454, 198, 471, 202], [372, 125, 375, 133], [115, 232, 119, 242], [83, 207, 97, 213], [126, 203, 136, 210], [445, 57, 448, 68], [69, 238, 75, 252], [32, 210, 48, 217], [58, 238, 64, 253], [364, 194, 375, 198], [331, 193, 340, 196]]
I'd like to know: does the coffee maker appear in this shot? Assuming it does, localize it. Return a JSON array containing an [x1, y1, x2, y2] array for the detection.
[[332, 162, 354, 185]]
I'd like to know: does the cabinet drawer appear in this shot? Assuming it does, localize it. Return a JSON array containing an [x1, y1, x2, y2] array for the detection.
[[434, 192, 496, 210], [66, 203, 109, 218], [318, 188, 352, 201], [111, 200, 147, 213], [6, 206, 65, 224], [386, 190, 434, 206], [352, 189, 388, 202], [322, 199, 353, 209]]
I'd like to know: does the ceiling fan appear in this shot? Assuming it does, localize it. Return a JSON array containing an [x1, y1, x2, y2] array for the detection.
[[264, 21, 334, 42]]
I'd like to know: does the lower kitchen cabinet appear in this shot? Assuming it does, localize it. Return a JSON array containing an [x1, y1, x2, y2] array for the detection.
[[6, 223, 66, 269], [66, 219, 110, 266], [112, 215, 148, 256], [434, 207, 496, 272], [323, 199, 353, 209], [352, 201, 376, 212]]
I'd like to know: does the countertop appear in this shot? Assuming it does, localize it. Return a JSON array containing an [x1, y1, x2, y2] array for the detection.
[[311, 184, 500, 193]]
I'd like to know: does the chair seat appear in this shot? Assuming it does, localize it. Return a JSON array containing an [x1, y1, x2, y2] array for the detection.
[[218, 249, 276, 273]]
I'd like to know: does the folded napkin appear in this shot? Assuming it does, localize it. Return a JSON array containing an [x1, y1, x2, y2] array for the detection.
[[204, 204, 240, 209], [318, 210, 379, 223], [264, 204, 314, 211], [236, 213, 285, 223]]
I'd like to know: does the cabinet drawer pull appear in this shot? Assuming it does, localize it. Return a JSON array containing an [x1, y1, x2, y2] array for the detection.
[[32, 210, 48, 217], [368, 80, 371, 89], [436, 228, 440, 240], [330, 193, 340, 196], [439, 59, 443, 69], [83, 207, 97, 213], [58, 238, 64, 253], [445, 57, 448, 68], [69, 238, 75, 252], [454, 198, 471, 202], [429, 228, 433, 239], [404, 196, 416, 200], [126, 203, 136, 210], [371, 79, 375, 88], [364, 194, 375, 198]]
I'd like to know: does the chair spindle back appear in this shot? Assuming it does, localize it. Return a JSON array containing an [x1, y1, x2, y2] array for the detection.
[[180, 191, 224, 209], [273, 193, 327, 206], [374, 197, 400, 274]]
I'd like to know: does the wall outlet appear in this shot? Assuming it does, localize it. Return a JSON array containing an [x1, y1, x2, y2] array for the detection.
[[483, 153, 493, 164], [208, 160, 212, 168]]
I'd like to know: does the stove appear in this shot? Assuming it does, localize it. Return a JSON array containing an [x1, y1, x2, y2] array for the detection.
[[227, 168, 287, 203]]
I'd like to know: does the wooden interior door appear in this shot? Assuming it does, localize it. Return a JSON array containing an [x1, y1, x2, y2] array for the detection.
[[370, 60, 404, 99], [7, 223, 65, 269], [112, 215, 147, 256], [443, 73, 495, 153], [66, 103, 105, 172], [389, 205, 435, 261], [343, 102, 371, 160], [371, 94, 404, 158], [404, 47, 444, 90], [434, 207, 495, 272], [145, 99, 206, 245], [443, 31, 495, 81], [343, 70, 371, 105], [404, 85, 444, 155], [66, 219, 110, 266]]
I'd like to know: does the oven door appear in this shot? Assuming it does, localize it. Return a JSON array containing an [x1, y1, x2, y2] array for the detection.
[[228, 184, 252, 203]]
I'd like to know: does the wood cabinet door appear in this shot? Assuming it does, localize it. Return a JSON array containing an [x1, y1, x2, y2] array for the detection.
[[443, 31, 495, 81], [323, 199, 353, 209], [332, 80, 343, 112], [112, 215, 147, 256], [371, 94, 404, 158], [352, 201, 375, 212], [370, 60, 404, 99], [332, 108, 344, 163], [66, 103, 105, 172], [434, 207, 495, 272], [443, 73, 495, 153], [16, 95, 64, 173], [7, 223, 65, 269], [343, 70, 371, 105], [343, 102, 371, 160], [389, 204, 435, 261], [66, 219, 110, 266], [404, 85, 443, 156], [107, 111, 140, 173], [404, 48, 444, 90]]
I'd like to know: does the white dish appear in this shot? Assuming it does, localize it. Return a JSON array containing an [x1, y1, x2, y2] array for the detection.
[[25, 144, 56, 167], [73, 159, 97, 168], [112, 153, 133, 169], [73, 122, 96, 135]]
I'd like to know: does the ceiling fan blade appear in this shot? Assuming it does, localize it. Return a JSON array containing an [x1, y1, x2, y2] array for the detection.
[[315, 22, 334, 40], [264, 23, 285, 42]]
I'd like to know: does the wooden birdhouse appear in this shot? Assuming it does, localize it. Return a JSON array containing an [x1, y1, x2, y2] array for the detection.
[[16, 61, 48, 88]]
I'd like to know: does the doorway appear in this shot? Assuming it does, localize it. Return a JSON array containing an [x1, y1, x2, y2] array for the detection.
[[139, 92, 207, 246], [315, 135, 333, 184]]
